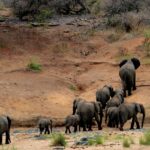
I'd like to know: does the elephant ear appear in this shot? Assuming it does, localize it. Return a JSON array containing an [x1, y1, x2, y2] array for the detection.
[[131, 58, 140, 69], [135, 103, 141, 113], [119, 59, 128, 68]]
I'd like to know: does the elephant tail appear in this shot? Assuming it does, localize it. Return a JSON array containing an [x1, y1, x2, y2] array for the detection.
[[7, 116, 11, 130]]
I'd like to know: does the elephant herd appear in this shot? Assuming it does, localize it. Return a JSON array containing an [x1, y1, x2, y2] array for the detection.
[[64, 57, 145, 133], [0, 57, 146, 144]]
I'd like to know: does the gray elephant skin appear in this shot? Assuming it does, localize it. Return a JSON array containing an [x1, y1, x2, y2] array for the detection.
[[73, 98, 103, 131], [106, 89, 124, 108], [119, 58, 140, 97], [119, 103, 145, 131], [105, 106, 119, 128], [0, 115, 11, 145], [38, 118, 52, 134], [96, 85, 114, 109], [64, 114, 80, 134]]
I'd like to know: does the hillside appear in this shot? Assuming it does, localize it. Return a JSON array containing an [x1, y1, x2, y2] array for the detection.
[[0, 15, 150, 126]]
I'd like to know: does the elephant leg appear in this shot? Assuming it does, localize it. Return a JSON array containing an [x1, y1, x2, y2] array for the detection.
[[74, 125, 77, 132], [88, 120, 93, 131], [69, 127, 71, 133], [122, 81, 126, 97], [83, 125, 86, 131], [130, 117, 135, 129], [128, 86, 132, 96], [133, 74, 136, 90], [65, 127, 67, 134], [0, 134, 2, 145], [40, 127, 44, 135], [5, 131, 10, 144], [135, 116, 140, 129], [47, 127, 50, 134], [119, 123, 124, 131]]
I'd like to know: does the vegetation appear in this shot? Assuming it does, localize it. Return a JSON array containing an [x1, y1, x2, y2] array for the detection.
[[27, 60, 42, 71], [0, 1, 5, 10], [123, 138, 131, 148], [88, 135, 104, 145], [143, 29, 150, 57], [51, 133, 67, 147], [69, 84, 77, 91], [139, 130, 150, 145], [122, 136, 134, 148]]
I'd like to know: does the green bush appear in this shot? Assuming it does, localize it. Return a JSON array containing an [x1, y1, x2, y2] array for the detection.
[[35, 8, 53, 22], [123, 138, 130, 148], [88, 138, 95, 145], [51, 133, 67, 147], [95, 135, 104, 145], [27, 60, 42, 71], [139, 131, 150, 145], [143, 30, 150, 57]]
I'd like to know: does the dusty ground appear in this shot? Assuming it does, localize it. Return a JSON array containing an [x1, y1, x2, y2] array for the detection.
[[0, 7, 150, 150], [1, 126, 150, 150]]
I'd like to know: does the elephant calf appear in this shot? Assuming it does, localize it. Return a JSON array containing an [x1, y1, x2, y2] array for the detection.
[[0, 115, 11, 145], [106, 89, 124, 108], [64, 114, 80, 134], [105, 107, 119, 128], [38, 118, 52, 135]]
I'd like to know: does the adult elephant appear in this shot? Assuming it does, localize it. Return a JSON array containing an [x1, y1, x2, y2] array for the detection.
[[119, 103, 145, 131], [119, 57, 140, 97], [73, 98, 103, 131], [106, 89, 124, 108], [0, 115, 11, 145], [96, 85, 114, 109]]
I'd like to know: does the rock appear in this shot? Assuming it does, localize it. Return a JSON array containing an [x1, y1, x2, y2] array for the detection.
[[52, 146, 65, 150]]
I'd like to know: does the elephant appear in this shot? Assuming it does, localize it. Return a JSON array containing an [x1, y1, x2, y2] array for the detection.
[[96, 85, 115, 109], [0, 115, 11, 145], [73, 98, 103, 131], [106, 89, 124, 108], [105, 106, 119, 128], [64, 114, 80, 134], [38, 118, 52, 135], [119, 57, 140, 97], [118, 103, 145, 131]]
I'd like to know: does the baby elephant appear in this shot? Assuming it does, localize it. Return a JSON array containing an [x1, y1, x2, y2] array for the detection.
[[65, 114, 80, 134], [38, 118, 52, 135]]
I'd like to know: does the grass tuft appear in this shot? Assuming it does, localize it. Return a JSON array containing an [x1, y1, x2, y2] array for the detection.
[[27, 59, 42, 71], [123, 138, 130, 148], [51, 133, 67, 147], [139, 130, 150, 145]]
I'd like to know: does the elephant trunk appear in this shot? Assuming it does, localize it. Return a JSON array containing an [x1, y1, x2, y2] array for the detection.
[[73, 106, 76, 115], [141, 105, 145, 128]]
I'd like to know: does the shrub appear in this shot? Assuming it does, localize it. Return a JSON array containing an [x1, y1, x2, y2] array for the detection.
[[86, 0, 101, 15], [95, 135, 104, 145], [0, 1, 5, 10], [123, 138, 130, 148], [12, 0, 89, 20], [27, 60, 42, 71], [139, 130, 150, 145], [102, 0, 140, 17], [51, 133, 67, 147], [143, 30, 150, 57]]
